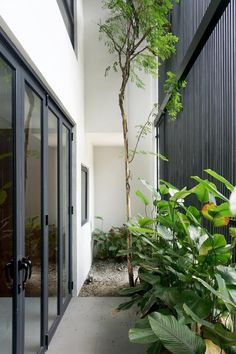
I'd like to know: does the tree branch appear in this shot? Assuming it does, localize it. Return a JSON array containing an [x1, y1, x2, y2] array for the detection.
[[99, 25, 122, 54], [129, 106, 157, 163], [131, 45, 149, 61], [131, 27, 153, 54]]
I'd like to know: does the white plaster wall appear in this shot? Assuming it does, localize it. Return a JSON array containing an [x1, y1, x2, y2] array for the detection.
[[0, 0, 93, 294], [84, 0, 121, 133], [94, 146, 126, 231]]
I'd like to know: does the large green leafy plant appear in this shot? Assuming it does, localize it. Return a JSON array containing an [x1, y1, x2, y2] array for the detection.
[[118, 170, 236, 354]]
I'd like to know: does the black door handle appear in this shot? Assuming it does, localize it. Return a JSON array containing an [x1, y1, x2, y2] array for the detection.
[[18, 259, 28, 290], [22, 257, 32, 279], [18, 257, 32, 290]]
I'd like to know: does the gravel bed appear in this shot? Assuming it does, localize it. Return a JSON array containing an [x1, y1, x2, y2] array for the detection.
[[79, 259, 138, 297]]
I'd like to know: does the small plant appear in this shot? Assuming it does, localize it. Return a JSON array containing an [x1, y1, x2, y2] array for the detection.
[[93, 217, 128, 260], [164, 71, 187, 120], [118, 169, 236, 354]]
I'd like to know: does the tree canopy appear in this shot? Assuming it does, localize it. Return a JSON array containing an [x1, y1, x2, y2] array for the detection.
[[99, 0, 179, 88]]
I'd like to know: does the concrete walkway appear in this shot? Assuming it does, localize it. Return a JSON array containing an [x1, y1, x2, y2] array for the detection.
[[47, 297, 146, 354]]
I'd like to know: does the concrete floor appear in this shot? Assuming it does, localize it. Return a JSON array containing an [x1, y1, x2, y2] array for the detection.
[[47, 297, 147, 354]]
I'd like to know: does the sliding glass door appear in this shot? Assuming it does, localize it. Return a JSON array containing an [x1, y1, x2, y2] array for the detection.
[[0, 56, 14, 354], [0, 37, 73, 354], [24, 84, 42, 354]]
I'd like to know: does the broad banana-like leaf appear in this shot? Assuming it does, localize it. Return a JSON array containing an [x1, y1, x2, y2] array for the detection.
[[129, 327, 157, 344], [148, 312, 206, 354], [204, 169, 234, 192], [191, 176, 228, 202]]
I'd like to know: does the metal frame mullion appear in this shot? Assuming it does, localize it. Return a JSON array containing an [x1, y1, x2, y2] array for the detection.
[[14, 61, 25, 354], [41, 95, 49, 349], [58, 121, 63, 315], [68, 130, 73, 295]]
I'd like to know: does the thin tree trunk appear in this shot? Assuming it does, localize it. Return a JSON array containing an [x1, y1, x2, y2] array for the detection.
[[119, 75, 134, 287]]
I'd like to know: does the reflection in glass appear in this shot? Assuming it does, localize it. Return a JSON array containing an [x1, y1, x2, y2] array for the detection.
[[62, 125, 69, 301], [24, 85, 41, 354], [48, 111, 58, 328], [0, 57, 13, 353]]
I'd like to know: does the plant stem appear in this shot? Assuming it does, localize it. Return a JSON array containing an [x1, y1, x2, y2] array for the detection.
[[119, 67, 134, 287]]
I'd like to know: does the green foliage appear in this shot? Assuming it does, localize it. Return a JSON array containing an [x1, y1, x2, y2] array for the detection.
[[93, 223, 128, 260], [164, 71, 187, 120], [118, 170, 236, 353], [99, 0, 179, 88], [148, 312, 206, 354]]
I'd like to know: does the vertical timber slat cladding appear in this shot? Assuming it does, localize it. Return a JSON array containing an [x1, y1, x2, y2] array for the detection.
[[157, 1, 236, 248], [159, 0, 211, 103]]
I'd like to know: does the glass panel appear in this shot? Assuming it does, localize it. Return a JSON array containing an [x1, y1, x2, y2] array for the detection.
[[62, 125, 69, 301], [48, 111, 58, 329], [0, 57, 13, 353], [24, 84, 41, 354], [81, 168, 88, 224]]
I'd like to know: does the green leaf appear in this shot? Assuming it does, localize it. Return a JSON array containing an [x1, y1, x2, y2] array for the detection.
[[198, 234, 231, 265], [156, 225, 173, 240], [138, 217, 154, 228], [217, 266, 236, 286], [141, 294, 158, 317], [139, 178, 161, 200], [182, 304, 236, 347], [148, 312, 206, 354], [211, 202, 234, 218], [203, 323, 236, 348], [191, 184, 209, 203], [129, 327, 157, 344], [147, 340, 163, 354], [139, 272, 160, 285], [170, 187, 191, 202], [117, 297, 140, 311], [229, 228, 236, 238], [183, 304, 213, 329], [141, 236, 159, 251], [192, 276, 236, 309], [199, 234, 225, 255], [95, 216, 103, 220], [159, 184, 169, 195], [119, 283, 149, 296], [129, 226, 155, 234], [215, 274, 234, 312], [158, 153, 169, 162], [191, 176, 228, 202], [136, 190, 150, 206], [205, 169, 234, 192]]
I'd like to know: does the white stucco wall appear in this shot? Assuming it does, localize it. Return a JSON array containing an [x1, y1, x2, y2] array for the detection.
[[94, 146, 126, 231], [0, 0, 93, 294]]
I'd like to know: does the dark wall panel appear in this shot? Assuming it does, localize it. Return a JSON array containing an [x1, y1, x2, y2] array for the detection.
[[159, 0, 236, 200], [159, 0, 211, 103]]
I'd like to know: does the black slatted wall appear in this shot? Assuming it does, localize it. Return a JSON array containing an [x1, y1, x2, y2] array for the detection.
[[157, 0, 236, 199]]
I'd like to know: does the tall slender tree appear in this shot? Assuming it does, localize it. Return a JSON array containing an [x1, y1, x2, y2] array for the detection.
[[99, 0, 179, 286]]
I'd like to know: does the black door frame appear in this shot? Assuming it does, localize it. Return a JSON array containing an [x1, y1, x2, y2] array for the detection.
[[0, 28, 74, 354]]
